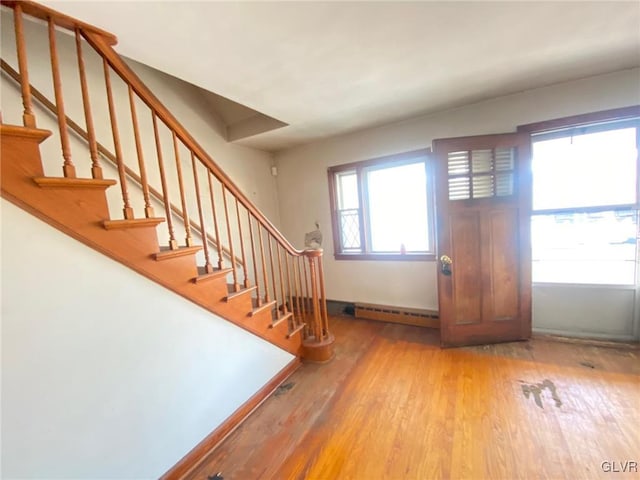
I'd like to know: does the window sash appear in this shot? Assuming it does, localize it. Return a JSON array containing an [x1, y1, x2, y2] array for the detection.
[[531, 119, 640, 213], [530, 117, 639, 286], [328, 149, 435, 260]]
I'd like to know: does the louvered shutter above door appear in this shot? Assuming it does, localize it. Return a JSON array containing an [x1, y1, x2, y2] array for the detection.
[[447, 147, 516, 200]]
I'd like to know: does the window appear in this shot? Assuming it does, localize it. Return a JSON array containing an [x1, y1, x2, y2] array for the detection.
[[328, 149, 435, 260], [530, 119, 639, 285]]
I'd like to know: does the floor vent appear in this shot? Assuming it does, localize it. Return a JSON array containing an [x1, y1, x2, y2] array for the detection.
[[354, 302, 439, 329]]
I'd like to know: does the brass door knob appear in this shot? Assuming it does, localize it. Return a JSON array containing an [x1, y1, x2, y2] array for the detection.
[[440, 255, 452, 276]]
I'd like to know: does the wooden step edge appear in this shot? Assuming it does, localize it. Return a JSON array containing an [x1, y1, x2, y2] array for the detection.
[[153, 245, 202, 261], [33, 177, 117, 189], [0, 124, 52, 141], [225, 285, 257, 302], [102, 217, 165, 230], [287, 322, 306, 339], [249, 300, 277, 317], [192, 267, 233, 284], [270, 311, 293, 329]]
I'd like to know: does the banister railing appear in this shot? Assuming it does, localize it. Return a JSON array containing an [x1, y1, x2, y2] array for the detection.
[[0, 0, 333, 360], [0, 58, 244, 268]]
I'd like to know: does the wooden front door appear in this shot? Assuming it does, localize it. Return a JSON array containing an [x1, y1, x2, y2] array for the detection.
[[433, 133, 532, 347]]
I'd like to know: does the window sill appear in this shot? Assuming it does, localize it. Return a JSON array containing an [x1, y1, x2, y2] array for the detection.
[[334, 253, 435, 262]]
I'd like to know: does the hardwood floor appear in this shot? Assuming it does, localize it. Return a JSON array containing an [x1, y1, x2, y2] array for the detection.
[[186, 316, 640, 480]]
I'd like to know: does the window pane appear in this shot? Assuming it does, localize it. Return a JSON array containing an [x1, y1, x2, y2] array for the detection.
[[337, 172, 359, 209], [532, 128, 637, 210], [367, 162, 429, 252], [339, 209, 361, 251], [532, 211, 637, 285]]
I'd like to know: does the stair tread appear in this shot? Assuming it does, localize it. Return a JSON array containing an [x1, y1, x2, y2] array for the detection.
[[225, 284, 257, 302], [153, 245, 202, 261], [103, 217, 165, 230], [33, 176, 116, 189], [270, 311, 293, 329], [0, 124, 51, 140], [287, 322, 306, 339], [192, 266, 233, 284], [249, 299, 277, 317]]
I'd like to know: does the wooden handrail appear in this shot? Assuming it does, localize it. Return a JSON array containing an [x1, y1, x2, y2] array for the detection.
[[79, 31, 306, 258], [0, 58, 244, 267], [0, 0, 118, 45]]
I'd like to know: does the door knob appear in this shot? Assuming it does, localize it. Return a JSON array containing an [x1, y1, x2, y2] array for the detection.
[[440, 255, 452, 276]]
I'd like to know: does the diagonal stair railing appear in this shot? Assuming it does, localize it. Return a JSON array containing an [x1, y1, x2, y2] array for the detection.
[[0, 0, 334, 360], [0, 58, 245, 270]]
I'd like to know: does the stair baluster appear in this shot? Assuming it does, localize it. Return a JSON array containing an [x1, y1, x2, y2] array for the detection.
[[191, 153, 213, 274], [285, 253, 294, 322], [221, 184, 239, 291], [247, 212, 262, 307], [295, 256, 305, 320], [235, 198, 249, 288], [74, 28, 101, 179], [12, 5, 36, 128], [128, 85, 154, 217], [258, 223, 270, 303], [206, 170, 224, 270], [277, 244, 287, 315], [303, 256, 313, 336], [104, 60, 133, 218], [48, 17, 75, 178], [172, 132, 193, 246], [152, 112, 178, 249], [267, 234, 278, 312]]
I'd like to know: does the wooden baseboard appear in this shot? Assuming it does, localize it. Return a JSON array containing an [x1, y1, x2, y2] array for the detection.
[[355, 302, 439, 329], [160, 357, 301, 480]]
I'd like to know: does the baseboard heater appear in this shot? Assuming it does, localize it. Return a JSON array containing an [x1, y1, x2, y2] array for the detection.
[[354, 302, 439, 329]]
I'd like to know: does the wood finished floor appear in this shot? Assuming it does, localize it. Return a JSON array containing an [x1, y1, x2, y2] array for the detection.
[[187, 316, 640, 480]]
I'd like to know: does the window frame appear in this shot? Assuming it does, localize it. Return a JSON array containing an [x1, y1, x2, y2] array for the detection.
[[518, 106, 640, 286], [327, 148, 436, 261]]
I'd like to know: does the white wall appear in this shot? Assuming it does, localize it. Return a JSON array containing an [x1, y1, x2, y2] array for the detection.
[[274, 68, 640, 339], [533, 284, 637, 341], [0, 200, 294, 479]]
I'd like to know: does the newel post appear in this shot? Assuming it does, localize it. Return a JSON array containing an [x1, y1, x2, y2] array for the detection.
[[301, 248, 335, 363]]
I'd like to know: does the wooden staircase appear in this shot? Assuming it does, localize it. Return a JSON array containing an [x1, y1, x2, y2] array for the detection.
[[0, 0, 334, 361], [1, 124, 299, 352]]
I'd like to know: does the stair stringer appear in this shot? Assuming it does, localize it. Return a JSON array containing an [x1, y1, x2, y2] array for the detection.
[[0, 124, 303, 356]]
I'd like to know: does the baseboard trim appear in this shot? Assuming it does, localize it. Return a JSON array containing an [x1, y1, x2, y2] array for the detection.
[[355, 302, 439, 329], [161, 357, 301, 480]]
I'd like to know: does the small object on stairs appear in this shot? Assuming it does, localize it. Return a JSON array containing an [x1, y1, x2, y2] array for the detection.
[[304, 222, 322, 249], [208, 473, 223, 480]]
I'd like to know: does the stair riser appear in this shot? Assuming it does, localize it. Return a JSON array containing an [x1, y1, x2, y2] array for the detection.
[[267, 320, 302, 354], [250, 308, 275, 331]]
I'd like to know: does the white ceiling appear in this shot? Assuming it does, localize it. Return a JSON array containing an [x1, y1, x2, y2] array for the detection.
[[43, 1, 640, 152]]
